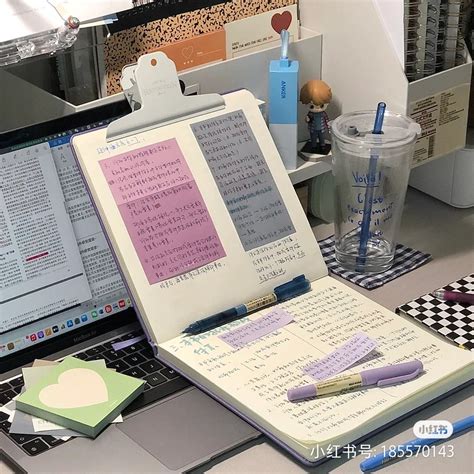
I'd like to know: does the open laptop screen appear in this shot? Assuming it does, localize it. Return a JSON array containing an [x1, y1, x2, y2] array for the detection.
[[0, 99, 136, 372]]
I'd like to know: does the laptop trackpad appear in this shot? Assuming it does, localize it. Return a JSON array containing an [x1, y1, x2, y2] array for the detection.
[[118, 388, 258, 471]]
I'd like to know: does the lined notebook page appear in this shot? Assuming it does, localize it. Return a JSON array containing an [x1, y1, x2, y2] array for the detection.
[[159, 276, 473, 444]]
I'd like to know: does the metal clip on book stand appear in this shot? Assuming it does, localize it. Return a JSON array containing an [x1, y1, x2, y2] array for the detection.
[[107, 52, 225, 142], [0, 12, 80, 67]]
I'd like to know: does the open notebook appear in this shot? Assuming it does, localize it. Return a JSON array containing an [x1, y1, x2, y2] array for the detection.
[[72, 89, 472, 465]]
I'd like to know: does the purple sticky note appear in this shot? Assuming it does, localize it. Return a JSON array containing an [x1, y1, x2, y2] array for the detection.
[[219, 309, 293, 349], [303, 332, 378, 381], [100, 139, 226, 284]]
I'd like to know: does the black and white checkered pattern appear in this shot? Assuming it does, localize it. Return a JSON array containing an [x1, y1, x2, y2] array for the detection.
[[397, 275, 474, 351], [319, 236, 431, 290]]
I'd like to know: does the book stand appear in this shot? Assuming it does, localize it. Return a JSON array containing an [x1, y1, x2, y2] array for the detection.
[[107, 52, 225, 142]]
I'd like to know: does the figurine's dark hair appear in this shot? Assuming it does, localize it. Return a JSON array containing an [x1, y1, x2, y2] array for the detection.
[[300, 80, 332, 106]]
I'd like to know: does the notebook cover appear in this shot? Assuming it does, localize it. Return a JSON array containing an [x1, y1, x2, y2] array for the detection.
[[104, 0, 297, 95], [16, 356, 145, 437], [397, 274, 474, 351]]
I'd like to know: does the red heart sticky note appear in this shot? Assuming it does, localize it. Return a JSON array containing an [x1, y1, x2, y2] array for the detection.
[[271, 11, 292, 34]]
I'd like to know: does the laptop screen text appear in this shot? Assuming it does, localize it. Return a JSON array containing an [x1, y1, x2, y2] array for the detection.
[[0, 121, 130, 358]]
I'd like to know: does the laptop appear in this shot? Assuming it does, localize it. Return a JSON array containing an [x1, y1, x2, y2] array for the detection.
[[0, 100, 259, 473]]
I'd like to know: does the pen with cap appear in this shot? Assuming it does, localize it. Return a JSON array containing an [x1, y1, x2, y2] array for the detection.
[[183, 275, 310, 335], [431, 290, 474, 305], [287, 360, 423, 402]]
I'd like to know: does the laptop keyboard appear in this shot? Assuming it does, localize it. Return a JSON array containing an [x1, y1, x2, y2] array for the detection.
[[0, 329, 191, 456]]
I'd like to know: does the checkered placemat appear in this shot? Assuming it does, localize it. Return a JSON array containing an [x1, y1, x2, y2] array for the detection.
[[397, 275, 474, 351], [319, 236, 431, 290]]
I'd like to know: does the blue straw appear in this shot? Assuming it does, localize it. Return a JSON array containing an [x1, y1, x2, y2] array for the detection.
[[356, 102, 386, 271], [360, 415, 474, 472], [372, 102, 386, 134], [280, 29, 289, 60]]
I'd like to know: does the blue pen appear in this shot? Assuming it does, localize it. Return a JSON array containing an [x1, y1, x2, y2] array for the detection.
[[360, 416, 474, 472], [182, 275, 310, 335]]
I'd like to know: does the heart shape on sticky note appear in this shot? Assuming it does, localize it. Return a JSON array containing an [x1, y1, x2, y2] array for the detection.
[[271, 11, 292, 34], [181, 46, 194, 59], [39, 368, 108, 409]]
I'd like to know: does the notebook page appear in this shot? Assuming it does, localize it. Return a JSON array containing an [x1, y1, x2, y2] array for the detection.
[[72, 90, 326, 343], [159, 276, 473, 444]]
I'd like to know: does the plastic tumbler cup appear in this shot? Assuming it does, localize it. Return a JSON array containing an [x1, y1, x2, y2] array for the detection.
[[330, 110, 421, 274]]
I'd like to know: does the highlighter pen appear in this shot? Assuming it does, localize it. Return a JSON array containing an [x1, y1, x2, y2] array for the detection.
[[431, 290, 474, 305], [182, 275, 310, 335], [287, 360, 423, 402], [360, 415, 474, 472]]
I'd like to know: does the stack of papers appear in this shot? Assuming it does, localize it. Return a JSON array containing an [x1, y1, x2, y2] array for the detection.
[[1, 357, 144, 439]]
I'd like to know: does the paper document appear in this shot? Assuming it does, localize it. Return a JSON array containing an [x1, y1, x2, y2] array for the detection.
[[224, 5, 298, 59], [0, 1, 132, 43]]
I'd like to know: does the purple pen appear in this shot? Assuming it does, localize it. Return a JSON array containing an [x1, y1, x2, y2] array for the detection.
[[287, 360, 423, 402], [432, 290, 474, 305]]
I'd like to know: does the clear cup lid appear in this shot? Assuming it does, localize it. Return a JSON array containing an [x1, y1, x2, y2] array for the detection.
[[330, 110, 421, 149]]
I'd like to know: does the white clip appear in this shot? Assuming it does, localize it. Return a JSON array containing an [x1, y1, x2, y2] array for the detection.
[[107, 52, 225, 142]]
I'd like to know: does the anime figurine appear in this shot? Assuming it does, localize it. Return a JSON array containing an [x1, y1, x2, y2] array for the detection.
[[300, 80, 332, 157]]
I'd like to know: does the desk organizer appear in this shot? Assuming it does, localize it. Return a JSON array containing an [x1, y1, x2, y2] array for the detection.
[[1, 26, 326, 185], [300, 0, 472, 168], [177, 26, 321, 144], [409, 128, 474, 207]]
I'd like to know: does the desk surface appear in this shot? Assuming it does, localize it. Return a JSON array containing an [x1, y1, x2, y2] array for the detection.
[[201, 188, 474, 474]]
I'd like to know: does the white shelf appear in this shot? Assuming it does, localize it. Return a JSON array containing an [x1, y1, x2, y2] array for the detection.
[[287, 143, 332, 184], [288, 157, 332, 184]]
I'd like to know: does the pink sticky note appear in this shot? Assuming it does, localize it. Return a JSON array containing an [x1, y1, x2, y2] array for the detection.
[[100, 139, 194, 206], [303, 332, 378, 381], [219, 308, 293, 349], [100, 140, 226, 284]]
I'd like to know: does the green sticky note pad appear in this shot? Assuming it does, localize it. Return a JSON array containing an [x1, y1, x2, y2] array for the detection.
[[16, 356, 144, 437]]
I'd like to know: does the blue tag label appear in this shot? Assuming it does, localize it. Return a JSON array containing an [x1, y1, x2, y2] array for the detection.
[[268, 59, 299, 124]]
